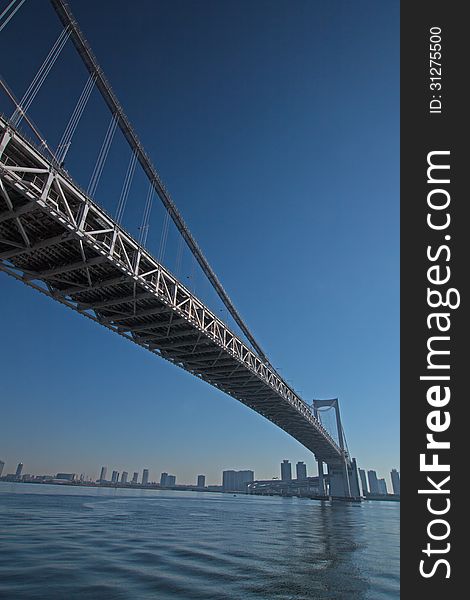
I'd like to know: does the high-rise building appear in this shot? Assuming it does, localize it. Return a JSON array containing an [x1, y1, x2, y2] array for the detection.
[[197, 475, 206, 488], [0, 460, 5, 477], [15, 462, 23, 478], [358, 469, 369, 496], [367, 470, 379, 495], [160, 473, 176, 486], [121, 471, 128, 484], [222, 470, 236, 491], [378, 478, 388, 495], [142, 469, 149, 485], [222, 470, 254, 492], [390, 469, 400, 495], [281, 460, 292, 481], [296, 461, 307, 480], [99, 466, 107, 482], [132, 472, 138, 484], [111, 470, 119, 484]]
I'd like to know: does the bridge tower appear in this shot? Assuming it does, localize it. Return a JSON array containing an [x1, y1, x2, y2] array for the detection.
[[312, 399, 360, 500]]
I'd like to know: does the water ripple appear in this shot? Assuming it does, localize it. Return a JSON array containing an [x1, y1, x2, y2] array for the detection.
[[0, 483, 399, 599]]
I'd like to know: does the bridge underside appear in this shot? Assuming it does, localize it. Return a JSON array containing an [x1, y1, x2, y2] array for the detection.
[[0, 117, 344, 466]]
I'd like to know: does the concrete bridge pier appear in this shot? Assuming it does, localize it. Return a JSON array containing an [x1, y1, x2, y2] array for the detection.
[[317, 459, 326, 496], [327, 457, 361, 499]]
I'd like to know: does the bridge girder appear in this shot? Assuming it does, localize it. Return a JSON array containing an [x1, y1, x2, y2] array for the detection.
[[0, 117, 344, 463]]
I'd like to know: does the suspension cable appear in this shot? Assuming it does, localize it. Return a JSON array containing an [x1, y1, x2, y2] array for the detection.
[[342, 424, 351, 458], [175, 235, 184, 277], [87, 114, 118, 197], [0, 76, 58, 161], [138, 182, 154, 246], [115, 151, 137, 224], [158, 210, 170, 263], [50, 0, 270, 364], [0, 0, 27, 33], [56, 73, 95, 164], [11, 26, 70, 127], [317, 406, 337, 442]]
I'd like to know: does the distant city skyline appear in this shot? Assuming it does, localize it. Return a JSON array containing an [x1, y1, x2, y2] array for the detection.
[[0, 456, 399, 492], [0, 1, 399, 481]]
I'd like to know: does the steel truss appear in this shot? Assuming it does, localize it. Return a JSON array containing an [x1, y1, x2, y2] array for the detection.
[[0, 117, 344, 463]]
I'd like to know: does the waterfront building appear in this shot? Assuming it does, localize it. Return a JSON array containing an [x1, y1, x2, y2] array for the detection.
[[222, 470, 254, 492], [121, 471, 128, 484], [358, 469, 369, 496], [56, 473, 75, 481], [197, 475, 206, 488], [142, 469, 149, 485], [296, 461, 307, 480], [367, 470, 379, 495], [281, 460, 292, 481], [378, 478, 388, 495], [391, 469, 400, 495], [0, 460, 4, 477], [160, 473, 176, 486], [222, 470, 236, 492], [248, 476, 321, 497], [111, 470, 119, 484], [15, 462, 23, 477], [99, 466, 107, 482], [132, 472, 138, 484]]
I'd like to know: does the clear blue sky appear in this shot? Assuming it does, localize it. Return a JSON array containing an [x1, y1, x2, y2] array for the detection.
[[0, 0, 399, 487]]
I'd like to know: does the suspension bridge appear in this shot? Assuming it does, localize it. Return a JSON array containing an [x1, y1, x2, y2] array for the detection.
[[0, 0, 360, 498]]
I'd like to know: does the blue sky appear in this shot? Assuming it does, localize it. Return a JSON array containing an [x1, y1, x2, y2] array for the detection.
[[0, 0, 399, 487]]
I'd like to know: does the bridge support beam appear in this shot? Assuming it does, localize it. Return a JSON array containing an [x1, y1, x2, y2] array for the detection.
[[317, 459, 325, 496]]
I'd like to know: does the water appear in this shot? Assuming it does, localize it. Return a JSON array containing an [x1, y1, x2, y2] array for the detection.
[[0, 483, 399, 599]]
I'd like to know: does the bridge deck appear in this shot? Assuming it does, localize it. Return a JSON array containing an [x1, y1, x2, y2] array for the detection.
[[0, 117, 343, 463]]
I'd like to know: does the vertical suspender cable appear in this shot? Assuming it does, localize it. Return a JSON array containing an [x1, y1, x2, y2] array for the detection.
[[0, 76, 57, 160], [115, 151, 137, 223], [189, 254, 197, 293], [0, 0, 27, 33], [87, 114, 118, 197], [158, 210, 170, 263], [175, 235, 184, 277], [0, 0, 18, 20], [56, 73, 95, 164], [11, 26, 70, 127], [138, 182, 154, 246]]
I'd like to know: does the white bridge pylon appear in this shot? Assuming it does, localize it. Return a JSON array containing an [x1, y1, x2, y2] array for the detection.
[[312, 399, 360, 498]]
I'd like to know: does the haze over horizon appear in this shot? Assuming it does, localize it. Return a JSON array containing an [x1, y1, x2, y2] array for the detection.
[[0, 0, 399, 488]]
